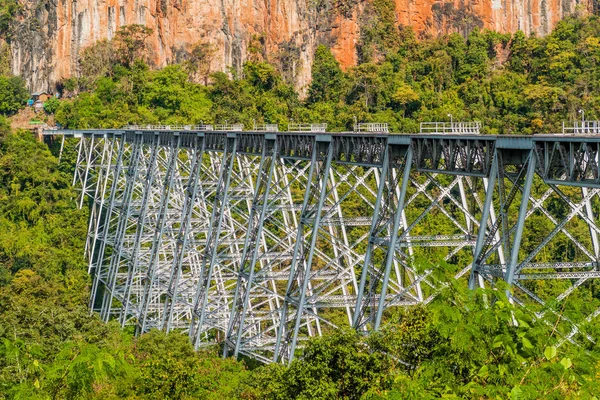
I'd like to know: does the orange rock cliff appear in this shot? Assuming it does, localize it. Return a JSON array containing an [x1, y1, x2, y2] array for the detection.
[[9, 0, 594, 92]]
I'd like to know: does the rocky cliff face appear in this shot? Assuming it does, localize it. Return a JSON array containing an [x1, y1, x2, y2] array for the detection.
[[9, 0, 593, 93]]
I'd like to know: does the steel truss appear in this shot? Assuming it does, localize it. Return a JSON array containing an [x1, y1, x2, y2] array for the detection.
[[273, 136, 384, 363], [50, 129, 600, 363], [471, 146, 600, 342]]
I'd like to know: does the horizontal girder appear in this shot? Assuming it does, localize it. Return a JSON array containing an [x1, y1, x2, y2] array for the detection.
[[47, 129, 600, 187]]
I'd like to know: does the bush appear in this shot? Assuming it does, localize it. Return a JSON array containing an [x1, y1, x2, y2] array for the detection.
[[44, 96, 60, 114], [0, 75, 27, 115]]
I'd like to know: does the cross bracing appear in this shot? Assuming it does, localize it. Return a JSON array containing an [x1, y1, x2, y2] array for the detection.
[[45, 129, 600, 364]]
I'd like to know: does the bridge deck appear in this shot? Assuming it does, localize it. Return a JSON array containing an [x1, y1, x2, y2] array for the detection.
[[45, 128, 600, 146]]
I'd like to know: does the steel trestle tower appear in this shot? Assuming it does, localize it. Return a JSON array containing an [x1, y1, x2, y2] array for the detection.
[[46, 127, 600, 364]]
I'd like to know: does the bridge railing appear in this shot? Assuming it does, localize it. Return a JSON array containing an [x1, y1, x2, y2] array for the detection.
[[354, 123, 389, 133], [123, 125, 174, 131], [419, 121, 481, 134], [562, 121, 600, 134], [183, 125, 214, 131], [214, 123, 244, 131], [123, 124, 215, 131], [253, 123, 279, 132], [287, 123, 327, 132]]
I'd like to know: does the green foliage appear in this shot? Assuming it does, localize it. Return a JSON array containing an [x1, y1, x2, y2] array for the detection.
[[184, 41, 216, 84], [43, 97, 59, 114], [366, 284, 600, 399], [245, 284, 600, 399], [79, 39, 115, 89], [308, 45, 346, 104], [245, 329, 393, 399], [0, 132, 250, 399], [0, 42, 11, 76], [0, 75, 27, 115], [133, 331, 248, 399], [360, 0, 400, 61], [0, 0, 19, 35], [113, 24, 153, 68]]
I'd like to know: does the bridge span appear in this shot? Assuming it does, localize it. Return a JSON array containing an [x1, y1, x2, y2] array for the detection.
[[44, 127, 600, 364]]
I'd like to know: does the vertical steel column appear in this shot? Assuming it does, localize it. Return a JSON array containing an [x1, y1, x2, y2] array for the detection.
[[100, 132, 144, 321], [582, 187, 600, 260], [273, 141, 320, 362], [469, 151, 499, 289], [224, 135, 277, 358], [469, 148, 531, 290], [79, 135, 96, 209], [162, 134, 206, 332], [374, 166, 418, 301], [274, 138, 334, 363], [137, 133, 181, 333], [58, 135, 66, 163], [353, 145, 413, 331], [505, 151, 536, 286], [327, 171, 359, 322], [374, 146, 413, 330], [72, 137, 87, 191], [353, 147, 390, 328], [394, 169, 419, 300], [85, 134, 112, 261], [89, 134, 126, 311], [190, 134, 238, 347], [119, 133, 161, 326], [224, 157, 307, 363]]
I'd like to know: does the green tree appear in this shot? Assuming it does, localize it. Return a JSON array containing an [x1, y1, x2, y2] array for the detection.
[[246, 329, 393, 399], [132, 331, 248, 399], [0, 0, 19, 35], [43, 96, 60, 114], [79, 39, 115, 86], [184, 40, 216, 85], [0, 75, 27, 115], [113, 24, 153, 67], [458, 28, 490, 81], [307, 45, 346, 104], [391, 83, 419, 117], [359, 0, 400, 61], [243, 61, 281, 92]]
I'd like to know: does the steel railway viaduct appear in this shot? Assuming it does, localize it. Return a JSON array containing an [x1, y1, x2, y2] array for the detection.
[[44, 122, 600, 364]]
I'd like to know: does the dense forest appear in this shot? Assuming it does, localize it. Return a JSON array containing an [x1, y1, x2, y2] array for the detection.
[[1, 9, 600, 400]]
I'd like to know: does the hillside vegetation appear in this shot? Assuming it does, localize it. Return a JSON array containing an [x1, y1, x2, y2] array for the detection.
[[50, 15, 600, 135], [1, 13, 600, 400]]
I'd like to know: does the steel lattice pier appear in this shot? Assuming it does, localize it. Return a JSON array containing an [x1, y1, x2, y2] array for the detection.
[[46, 129, 600, 364]]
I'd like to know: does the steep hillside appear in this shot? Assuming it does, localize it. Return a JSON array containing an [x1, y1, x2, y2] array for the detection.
[[6, 0, 596, 91]]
